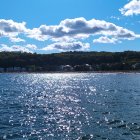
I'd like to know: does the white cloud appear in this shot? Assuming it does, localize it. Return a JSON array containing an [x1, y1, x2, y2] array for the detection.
[[42, 42, 90, 51], [11, 45, 32, 53], [93, 36, 119, 44], [25, 44, 37, 50], [120, 0, 140, 16], [0, 19, 26, 33], [0, 44, 33, 53], [0, 17, 140, 46], [10, 37, 25, 43], [0, 44, 14, 52], [0, 19, 33, 45], [0, 19, 28, 39], [28, 17, 139, 42], [27, 28, 49, 41]]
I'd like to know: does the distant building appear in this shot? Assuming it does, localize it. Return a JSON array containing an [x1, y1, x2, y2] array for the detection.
[[74, 64, 92, 71], [132, 63, 140, 70], [84, 64, 92, 71], [61, 65, 73, 71]]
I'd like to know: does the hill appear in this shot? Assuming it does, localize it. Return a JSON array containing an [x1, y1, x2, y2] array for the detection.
[[0, 51, 140, 72]]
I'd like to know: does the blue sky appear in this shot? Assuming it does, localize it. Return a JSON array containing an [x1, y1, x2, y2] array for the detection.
[[0, 0, 140, 53]]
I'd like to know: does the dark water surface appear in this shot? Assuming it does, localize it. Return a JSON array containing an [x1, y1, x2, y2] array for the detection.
[[0, 73, 140, 140]]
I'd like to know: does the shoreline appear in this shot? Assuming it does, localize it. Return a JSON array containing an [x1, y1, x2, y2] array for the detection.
[[0, 70, 140, 74]]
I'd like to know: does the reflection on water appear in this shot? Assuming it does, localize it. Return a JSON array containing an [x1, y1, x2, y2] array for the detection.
[[0, 73, 140, 140]]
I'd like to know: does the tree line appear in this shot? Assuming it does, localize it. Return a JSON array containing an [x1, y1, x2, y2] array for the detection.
[[0, 51, 140, 72]]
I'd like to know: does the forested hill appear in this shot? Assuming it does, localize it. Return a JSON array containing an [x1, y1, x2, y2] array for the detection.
[[0, 51, 140, 71]]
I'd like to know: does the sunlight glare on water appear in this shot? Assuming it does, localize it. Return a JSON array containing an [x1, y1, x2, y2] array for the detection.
[[0, 73, 140, 140]]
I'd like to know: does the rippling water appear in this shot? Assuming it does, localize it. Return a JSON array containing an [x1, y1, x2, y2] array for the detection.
[[0, 73, 140, 140]]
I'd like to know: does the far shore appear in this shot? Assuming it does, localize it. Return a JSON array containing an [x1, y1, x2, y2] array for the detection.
[[0, 70, 140, 74]]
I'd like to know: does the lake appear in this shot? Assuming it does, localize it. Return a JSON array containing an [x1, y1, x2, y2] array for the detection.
[[0, 73, 140, 140]]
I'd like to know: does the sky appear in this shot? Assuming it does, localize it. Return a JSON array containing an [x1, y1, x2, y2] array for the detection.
[[0, 0, 140, 53]]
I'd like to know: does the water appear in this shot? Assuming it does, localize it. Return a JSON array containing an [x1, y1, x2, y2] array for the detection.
[[0, 73, 140, 140]]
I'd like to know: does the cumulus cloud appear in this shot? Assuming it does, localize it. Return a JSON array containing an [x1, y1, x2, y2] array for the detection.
[[11, 45, 32, 53], [0, 44, 14, 52], [0, 44, 37, 53], [0, 19, 28, 42], [42, 42, 90, 51], [0, 19, 27, 34], [28, 17, 139, 42], [10, 37, 25, 43], [0, 18, 140, 50], [27, 27, 49, 41], [93, 36, 119, 44], [25, 44, 37, 50], [120, 0, 140, 16]]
